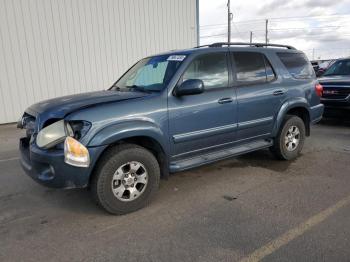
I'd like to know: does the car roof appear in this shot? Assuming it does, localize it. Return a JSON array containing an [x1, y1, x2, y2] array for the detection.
[[335, 58, 350, 62]]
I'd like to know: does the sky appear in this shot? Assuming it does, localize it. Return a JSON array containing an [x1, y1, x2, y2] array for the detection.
[[199, 0, 350, 60]]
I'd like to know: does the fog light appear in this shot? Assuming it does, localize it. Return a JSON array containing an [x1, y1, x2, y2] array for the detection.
[[64, 137, 90, 167]]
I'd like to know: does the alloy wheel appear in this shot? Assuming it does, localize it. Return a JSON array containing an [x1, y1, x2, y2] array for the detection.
[[111, 161, 148, 202]]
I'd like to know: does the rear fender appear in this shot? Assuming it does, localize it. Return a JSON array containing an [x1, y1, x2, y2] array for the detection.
[[272, 98, 310, 137]]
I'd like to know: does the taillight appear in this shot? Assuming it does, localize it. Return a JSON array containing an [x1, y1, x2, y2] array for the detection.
[[315, 83, 323, 97]]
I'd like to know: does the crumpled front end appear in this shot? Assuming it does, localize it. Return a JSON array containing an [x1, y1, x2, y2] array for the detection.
[[18, 113, 106, 189]]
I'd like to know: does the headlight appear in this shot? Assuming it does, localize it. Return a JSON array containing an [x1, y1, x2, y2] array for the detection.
[[36, 119, 91, 167], [67, 121, 91, 140], [36, 120, 91, 148], [36, 120, 66, 149], [64, 137, 90, 167]]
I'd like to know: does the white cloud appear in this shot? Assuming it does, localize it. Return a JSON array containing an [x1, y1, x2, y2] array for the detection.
[[199, 0, 350, 59]]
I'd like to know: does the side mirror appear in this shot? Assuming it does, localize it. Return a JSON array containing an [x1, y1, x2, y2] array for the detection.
[[175, 79, 204, 96]]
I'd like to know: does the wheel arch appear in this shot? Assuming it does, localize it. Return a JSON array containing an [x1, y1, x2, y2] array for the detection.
[[88, 121, 170, 184], [273, 99, 311, 137]]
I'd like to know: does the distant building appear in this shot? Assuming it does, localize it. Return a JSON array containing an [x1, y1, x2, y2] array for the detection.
[[0, 0, 199, 123]]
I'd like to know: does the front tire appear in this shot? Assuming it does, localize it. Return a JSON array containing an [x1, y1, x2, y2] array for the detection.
[[271, 115, 306, 160], [91, 144, 160, 215]]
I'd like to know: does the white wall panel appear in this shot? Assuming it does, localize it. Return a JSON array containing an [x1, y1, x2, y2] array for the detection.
[[0, 0, 198, 123]]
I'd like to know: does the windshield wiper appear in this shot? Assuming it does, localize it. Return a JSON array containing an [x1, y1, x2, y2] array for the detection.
[[109, 84, 123, 91], [126, 85, 153, 93]]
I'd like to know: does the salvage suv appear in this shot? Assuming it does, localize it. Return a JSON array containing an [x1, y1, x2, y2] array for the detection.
[[18, 42, 324, 214]]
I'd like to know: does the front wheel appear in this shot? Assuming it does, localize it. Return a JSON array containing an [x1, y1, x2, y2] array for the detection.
[[271, 115, 306, 160], [91, 144, 160, 215]]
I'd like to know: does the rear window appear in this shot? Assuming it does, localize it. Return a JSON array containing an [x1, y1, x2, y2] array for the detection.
[[277, 52, 314, 79]]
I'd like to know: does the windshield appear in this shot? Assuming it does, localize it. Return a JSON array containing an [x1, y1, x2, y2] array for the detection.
[[323, 60, 350, 76], [111, 54, 186, 92]]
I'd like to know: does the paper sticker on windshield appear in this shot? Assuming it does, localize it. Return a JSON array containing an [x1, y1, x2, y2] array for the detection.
[[167, 55, 186, 61]]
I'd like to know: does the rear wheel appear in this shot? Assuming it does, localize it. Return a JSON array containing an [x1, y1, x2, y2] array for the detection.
[[91, 144, 160, 215], [271, 115, 306, 160]]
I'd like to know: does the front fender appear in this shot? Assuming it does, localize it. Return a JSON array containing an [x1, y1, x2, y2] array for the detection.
[[272, 98, 310, 137], [87, 120, 169, 154]]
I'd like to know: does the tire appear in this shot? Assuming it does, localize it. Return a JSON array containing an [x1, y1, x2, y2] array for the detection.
[[271, 115, 306, 160], [91, 144, 160, 215]]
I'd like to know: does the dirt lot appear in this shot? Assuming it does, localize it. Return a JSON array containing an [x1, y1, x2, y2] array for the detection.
[[0, 119, 350, 262]]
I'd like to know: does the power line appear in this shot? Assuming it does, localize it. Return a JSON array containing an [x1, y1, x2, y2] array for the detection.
[[269, 26, 341, 31], [200, 13, 350, 28], [200, 32, 350, 40], [303, 47, 350, 51], [200, 33, 227, 38], [266, 13, 350, 21], [200, 13, 350, 45], [200, 23, 349, 31], [232, 22, 245, 41], [221, 26, 344, 34]]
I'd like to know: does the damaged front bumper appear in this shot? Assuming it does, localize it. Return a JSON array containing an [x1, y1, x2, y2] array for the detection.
[[19, 137, 106, 189]]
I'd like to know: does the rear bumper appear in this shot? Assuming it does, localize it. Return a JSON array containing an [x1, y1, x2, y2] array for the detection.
[[310, 104, 324, 124], [19, 137, 106, 189]]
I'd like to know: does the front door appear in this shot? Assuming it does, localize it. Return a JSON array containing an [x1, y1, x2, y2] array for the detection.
[[168, 51, 237, 160]]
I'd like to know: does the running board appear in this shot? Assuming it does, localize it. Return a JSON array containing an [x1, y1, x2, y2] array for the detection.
[[169, 139, 273, 173]]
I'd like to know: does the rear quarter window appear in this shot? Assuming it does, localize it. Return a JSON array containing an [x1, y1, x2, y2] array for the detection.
[[277, 52, 315, 79]]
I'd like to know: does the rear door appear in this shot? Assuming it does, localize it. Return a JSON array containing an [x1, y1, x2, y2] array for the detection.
[[231, 51, 286, 142]]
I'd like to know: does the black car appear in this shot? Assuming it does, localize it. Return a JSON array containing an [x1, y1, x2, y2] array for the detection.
[[318, 58, 350, 116]]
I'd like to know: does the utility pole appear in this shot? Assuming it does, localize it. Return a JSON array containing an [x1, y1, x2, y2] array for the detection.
[[250, 31, 253, 44], [265, 19, 268, 46], [227, 0, 232, 43]]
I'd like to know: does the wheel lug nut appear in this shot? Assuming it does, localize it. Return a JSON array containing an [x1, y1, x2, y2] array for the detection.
[[134, 178, 137, 181]]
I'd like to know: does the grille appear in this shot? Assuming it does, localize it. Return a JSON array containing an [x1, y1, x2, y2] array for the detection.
[[322, 85, 350, 100]]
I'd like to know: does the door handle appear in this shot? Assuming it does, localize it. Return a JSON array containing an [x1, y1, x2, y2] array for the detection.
[[218, 97, 233, 104], [273, 90, 285, 96]]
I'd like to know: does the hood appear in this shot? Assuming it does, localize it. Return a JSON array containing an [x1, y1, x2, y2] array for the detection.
[[25, 90, 149, 126], [318, 75, 350, 85]]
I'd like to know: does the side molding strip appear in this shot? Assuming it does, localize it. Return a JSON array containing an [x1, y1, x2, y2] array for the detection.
[[237, 116, 274, 130], [173, 123, 238, 143]]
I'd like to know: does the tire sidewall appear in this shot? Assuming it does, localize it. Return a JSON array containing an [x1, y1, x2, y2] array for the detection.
[[278, 116, 306, 160], [96, 146, 160, 214]]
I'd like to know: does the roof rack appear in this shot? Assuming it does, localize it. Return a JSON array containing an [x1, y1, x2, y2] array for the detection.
[[195, 42, 296, 50]]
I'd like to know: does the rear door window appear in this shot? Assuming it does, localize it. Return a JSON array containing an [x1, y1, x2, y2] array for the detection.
[[232, 52, 276, 85], [277, 52, 314, 79]]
